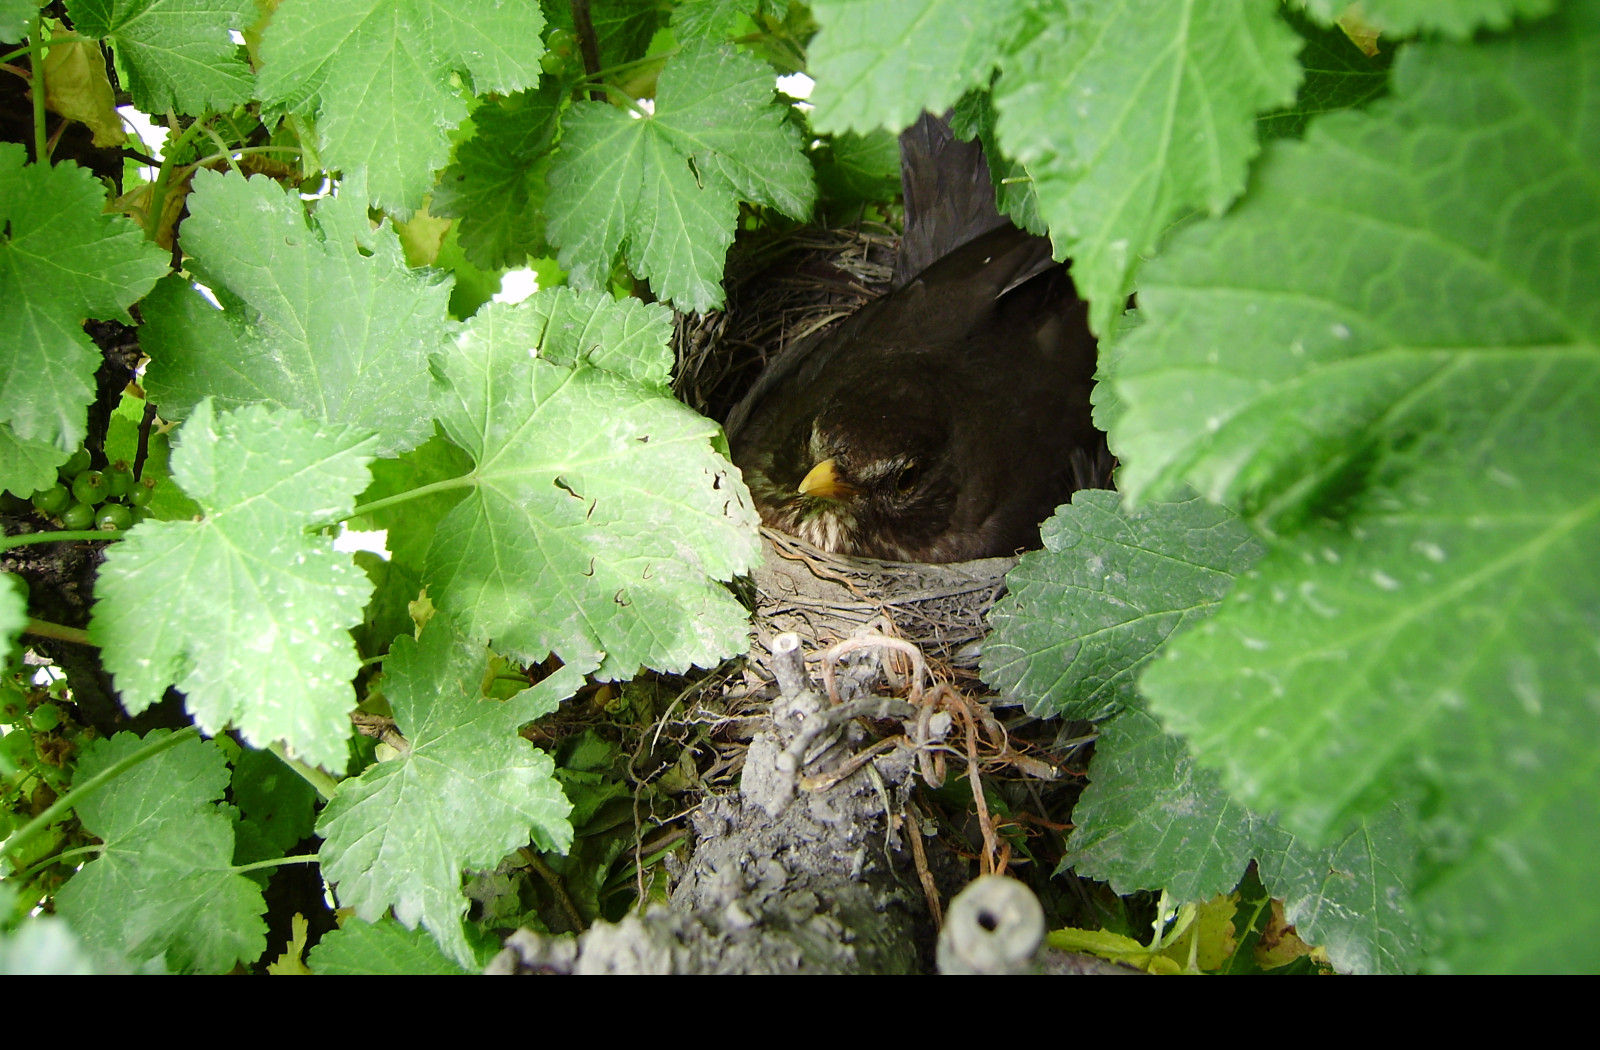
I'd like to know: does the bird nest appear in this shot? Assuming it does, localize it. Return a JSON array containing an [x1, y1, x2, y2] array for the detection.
[[674, 223, 898, 425], [673, 224, 1015, 666], [747, 530, 1015, 669]]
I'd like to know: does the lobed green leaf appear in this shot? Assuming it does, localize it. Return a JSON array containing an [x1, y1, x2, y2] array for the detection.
[[255, 0, 546, 215], [993, 0, 1303, 336], [90, 401, 378, 770], [316, 623, 577, 969], [0, 144, 168, 493], [141, 168, 454, 458], [1299, 0, 1556, 39], [546, 39, 815, 311], [431, 84, 563, 272], [308, 915, 473, 975], [807, 0, 1027, 135], [424, 290, 760, 678], [1068, 708, 1424, 974], [54, 730, 266, 974], [66, 0, 255, 114], [982, 490, 1264, 722], [1111, 2, 1600, 972]]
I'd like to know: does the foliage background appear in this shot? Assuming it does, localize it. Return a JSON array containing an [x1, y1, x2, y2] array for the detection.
[[0, 0, 1594, 974]]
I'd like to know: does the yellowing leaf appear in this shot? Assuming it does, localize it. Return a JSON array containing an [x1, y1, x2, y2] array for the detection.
[[42, 34, 125, 147], [1256, 899, 1316, 970]]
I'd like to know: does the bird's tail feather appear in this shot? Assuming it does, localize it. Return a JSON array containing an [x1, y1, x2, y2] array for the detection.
[[893, 112, 1013, 287]]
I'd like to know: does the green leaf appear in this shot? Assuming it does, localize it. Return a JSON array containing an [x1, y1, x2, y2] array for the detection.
[[0, 428, 67, 501], [355, 430, 474, 575], [431, 83, 563, 272], [992, 0, 1303, 336], [1112, 6, 1600, 973], [425, 290, 760, 678], [141, 168, 454, 457], [315, 623, 577, 969], [0, 573, 24, 656], [230, 746, 317, 855], [348, 427, 473, 656], [1257, 5, 1393, 143], [435, 221, 506, 321], [545, 39, 815, 311], [981, 491, 1263, 722], [256, 0, 546, 215], [671, 0, 763, 42], [89, 401, 378, 770], [65, 0, 254, 113], [1067, 708, 1423, 974], [807, 0, 1028, 135], [813, 128, 902, 209], [1113, 13, 1598, 516], [516, 279, 677, 386], [0, 145, 168, 489], [54, 730, 267, 973], [308, 916, 472, 975], [1300, 0, 1556, 38], [0, 0, 36, 43]]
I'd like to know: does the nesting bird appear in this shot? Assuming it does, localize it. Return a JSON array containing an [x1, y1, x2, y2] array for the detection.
[[727, 114, 1106, 563]]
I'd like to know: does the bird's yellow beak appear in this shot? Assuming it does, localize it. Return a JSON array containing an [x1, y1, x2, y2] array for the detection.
[[797, 458, 857, 499]]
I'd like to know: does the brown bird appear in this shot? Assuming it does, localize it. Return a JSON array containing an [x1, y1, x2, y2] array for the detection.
[[726, 114, 1106, 563]]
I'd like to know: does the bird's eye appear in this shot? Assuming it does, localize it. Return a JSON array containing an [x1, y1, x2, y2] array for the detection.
[[894, 462, 921, 495]]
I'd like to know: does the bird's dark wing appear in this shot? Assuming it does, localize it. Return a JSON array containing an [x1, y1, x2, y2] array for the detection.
[[728, 221, 1062, 453], [728, 112, 1059, 444], [726, 112, 1107, 563]]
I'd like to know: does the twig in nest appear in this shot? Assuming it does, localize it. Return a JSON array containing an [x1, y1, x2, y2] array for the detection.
[[799, 734, 904, 792], [931, 682, 1002, 876], [818, 631, 927, 706], [907, 797, 944, 930], [776, 693, 920, 782], [766, 528, 873, 600], [779, 632, 1031, 880]]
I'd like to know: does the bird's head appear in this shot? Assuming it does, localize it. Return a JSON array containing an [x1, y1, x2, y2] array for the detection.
[[747, 408, 961, 561]]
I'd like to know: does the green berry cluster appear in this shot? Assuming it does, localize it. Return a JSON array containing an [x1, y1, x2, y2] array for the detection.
[[5, 449, 157, 532]]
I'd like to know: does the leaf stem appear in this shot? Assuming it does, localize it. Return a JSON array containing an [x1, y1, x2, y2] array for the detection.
[[569, 0, 604, 102], [596, 82, 653, 120], [580, 48, 678, 89], [267, 741, 339, 801], [13, 843, 104, 882], [520, 847, 587, 932], [1, 726, 200, 868], [1225, 891, 1273, 973], [146, 113, 213, 243], [0, 528, 123, 552], [29, 13, 47, 163], [0, 35, 93, 65], [193, 144, 305, 169], [283, 113, 321, 173], [24, 618, 91, 646], [196, 122, 242, 174], [232, 853, 321, 875], [342, 472, 478, 523]]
